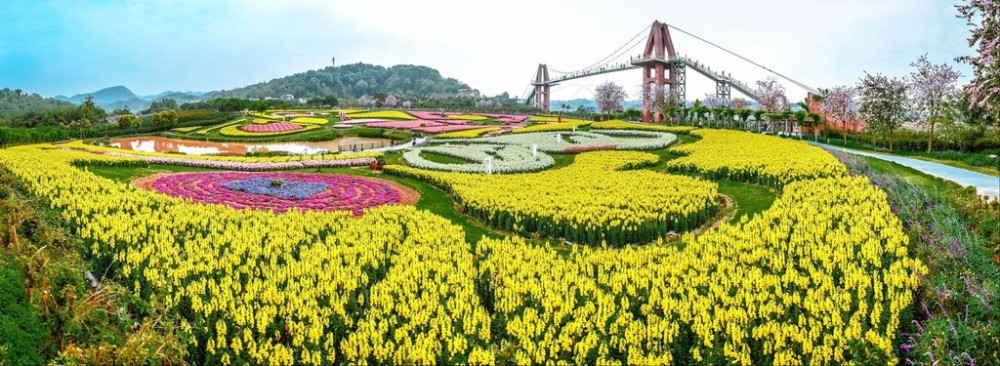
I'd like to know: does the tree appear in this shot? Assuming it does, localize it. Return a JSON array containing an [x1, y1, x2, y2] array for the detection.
[[117, 114, 137, 129], [702, 94, 723, 109], [819, 86, 860, 139], [907, 54, 963, 152], [151, 110, 179, 127], [752, 76, 788, 113], [385, 95, 398, 108], [858, 73, 908, 150], [730, 98, 751, 110], [640, 84, 674, 123], [737, 108, 752, 130], [594, 81, 627, 114], [956, 0, 1000, 128]]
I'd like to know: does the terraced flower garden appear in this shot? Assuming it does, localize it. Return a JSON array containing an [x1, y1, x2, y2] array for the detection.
[[1, 115, 992, 366]]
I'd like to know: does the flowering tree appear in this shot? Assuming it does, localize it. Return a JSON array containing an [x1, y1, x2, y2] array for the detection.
[[358, 95, 373, 107], [819, 85, 860, 134], [956, 0, 999, 127], [702, 93, 723, 108], [906, 54, 963, 152], [594, 81, 627, 114], [385, 95, 398, 108], [730, 98, 751, 110], [401, 100, 412, 109], [752, 76, 788, 112], [858, 72, 908, 150]]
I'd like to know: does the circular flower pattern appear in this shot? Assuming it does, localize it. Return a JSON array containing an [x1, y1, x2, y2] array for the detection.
[[241, 122, 303, 133], [136, 172, 418, 215]]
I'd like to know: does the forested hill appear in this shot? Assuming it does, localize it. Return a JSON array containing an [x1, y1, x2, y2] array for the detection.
[[208, 63, 473, 99], [0, 88, 76, 119]]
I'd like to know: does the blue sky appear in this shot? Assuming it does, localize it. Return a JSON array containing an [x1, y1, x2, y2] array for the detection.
[[0, 0, 977, 101]]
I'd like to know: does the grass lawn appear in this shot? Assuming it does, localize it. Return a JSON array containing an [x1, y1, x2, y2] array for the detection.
[[716, 179, 776, 223], [419, 151, 477, 164], [84, 164, 216, 183]]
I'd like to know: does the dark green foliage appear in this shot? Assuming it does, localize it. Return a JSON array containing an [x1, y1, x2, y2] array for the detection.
[[0, 88, 75, 120], [209, 63, 471, 100], [0, 260, 47, 366]]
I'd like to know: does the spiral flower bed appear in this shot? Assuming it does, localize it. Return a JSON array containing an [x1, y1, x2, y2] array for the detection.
[[135, 172, 419, 215], [241, 122, 304, 133]]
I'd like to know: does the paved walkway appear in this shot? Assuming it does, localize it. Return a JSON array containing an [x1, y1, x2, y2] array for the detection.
[[811, 142, 999, 200], [359, 137, 431, 153]]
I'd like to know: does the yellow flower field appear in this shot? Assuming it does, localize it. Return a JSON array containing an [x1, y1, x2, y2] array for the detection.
[[345, 110, 416, 120], [0, 129, 924, 365], [528, 115, 589, 123], [387, 150, 719, 245], [289, 117, 330, 125], [668, 129, 847, 188], [170, 126, 201, 132], [590, 119, 696, 134], [434, 127, 501, 139], [61, 140, 380, 162], [512, 120, 592, 133], [447, 114, 490, 121]]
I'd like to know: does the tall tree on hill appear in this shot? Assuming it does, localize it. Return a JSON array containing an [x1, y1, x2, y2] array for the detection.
[[594, 81, 627, 114], [858, 72, 908, 150], [956, 0, 1000, 134], [906, 54, 963, 152]]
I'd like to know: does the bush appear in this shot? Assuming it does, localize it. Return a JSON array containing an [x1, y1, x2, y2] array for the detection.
[[355, 128, 386, 138]]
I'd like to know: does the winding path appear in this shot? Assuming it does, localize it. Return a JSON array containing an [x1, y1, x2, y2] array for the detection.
[[811, 142, 999, 200]]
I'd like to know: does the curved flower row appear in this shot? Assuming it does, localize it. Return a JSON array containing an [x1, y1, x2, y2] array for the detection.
[[64, 141, 381, 163], [668, 129, 848, 188], [345, 110, 416, 120], [434, 127, 502, 139], [513, 120, 591, 133], [144, 172, 403, 215], [527, 115, 589, 123], [221, 124, 317, 136], [289, 117, 330, 125], [590, 119, 696, 134], [0, 146, 493, 365], [388, 151, 719, 245], [402, 144, 554, 174], [446, 130, 677, 153], [241, 122, 304, 133], [105, 152, 375, 171]]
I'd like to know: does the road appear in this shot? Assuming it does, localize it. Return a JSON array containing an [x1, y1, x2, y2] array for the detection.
[[812, 142, 999, 200]]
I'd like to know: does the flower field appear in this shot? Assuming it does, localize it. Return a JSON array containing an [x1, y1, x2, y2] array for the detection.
[[528, 115, 588, 123], [403, 144, 554, 173], [590, 119, 696, 134], [289, 117, 330, 125], [513, 120, 591, 133], [221, 123, 318, 137], [0, 128, 928, 364], [668, 129, 847, 188], [240, 122, 304, 133], [448, 130, 677, 152], [137, 172, 416, 215], [434, 126, 501, 138], [447, 114, 489, 121], [345, 110, 416, 120], [388, 150, 719, 245]]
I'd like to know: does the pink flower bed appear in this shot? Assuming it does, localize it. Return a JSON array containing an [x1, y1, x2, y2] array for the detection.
[[366, 120, 445, 129], [242, 122, 303, 133], [433, 119, 471, 125], [145, 172, 403, 215], [105, 152, 375, 171], [411, 125, 489, 133]]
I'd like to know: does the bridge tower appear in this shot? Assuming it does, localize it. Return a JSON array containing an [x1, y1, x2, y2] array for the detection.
[[632, 21, 679, 122], [531, 64, 551, 113]]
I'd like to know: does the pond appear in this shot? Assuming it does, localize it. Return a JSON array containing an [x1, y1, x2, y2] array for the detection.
[[107, 136, 393, 155]]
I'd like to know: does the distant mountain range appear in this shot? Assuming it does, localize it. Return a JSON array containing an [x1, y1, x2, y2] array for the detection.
[[53, 86, 206, 112], [47, 62, 476, 113]]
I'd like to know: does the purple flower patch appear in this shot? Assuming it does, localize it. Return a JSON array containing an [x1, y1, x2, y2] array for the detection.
[[221, 178, 330, 200]]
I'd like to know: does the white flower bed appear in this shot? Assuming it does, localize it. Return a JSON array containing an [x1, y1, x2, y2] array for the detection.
[[441, 130, 676, 152], [403, 144, 554, 174]]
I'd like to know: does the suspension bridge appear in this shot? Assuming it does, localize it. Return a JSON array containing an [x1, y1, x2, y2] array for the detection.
[[522, 21, 824, 122]]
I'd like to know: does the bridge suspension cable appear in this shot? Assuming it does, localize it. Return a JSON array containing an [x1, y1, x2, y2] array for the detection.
[[548, 24, 649, 75], [666, 24, 822, 96]]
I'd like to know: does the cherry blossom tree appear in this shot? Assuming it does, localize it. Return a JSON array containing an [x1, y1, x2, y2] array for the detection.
[[819, 85, 860, 136], [730, 98, 751, 110], [858, 72, 908, 150], [702, 93, 723, 108], [401, 100, 412, 109], [385, 95, 398, 108], [752, 76, 789, 113], [594, 81, 627, 114], [907, 54, 963, 152], [956, 0, 999, 127]]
